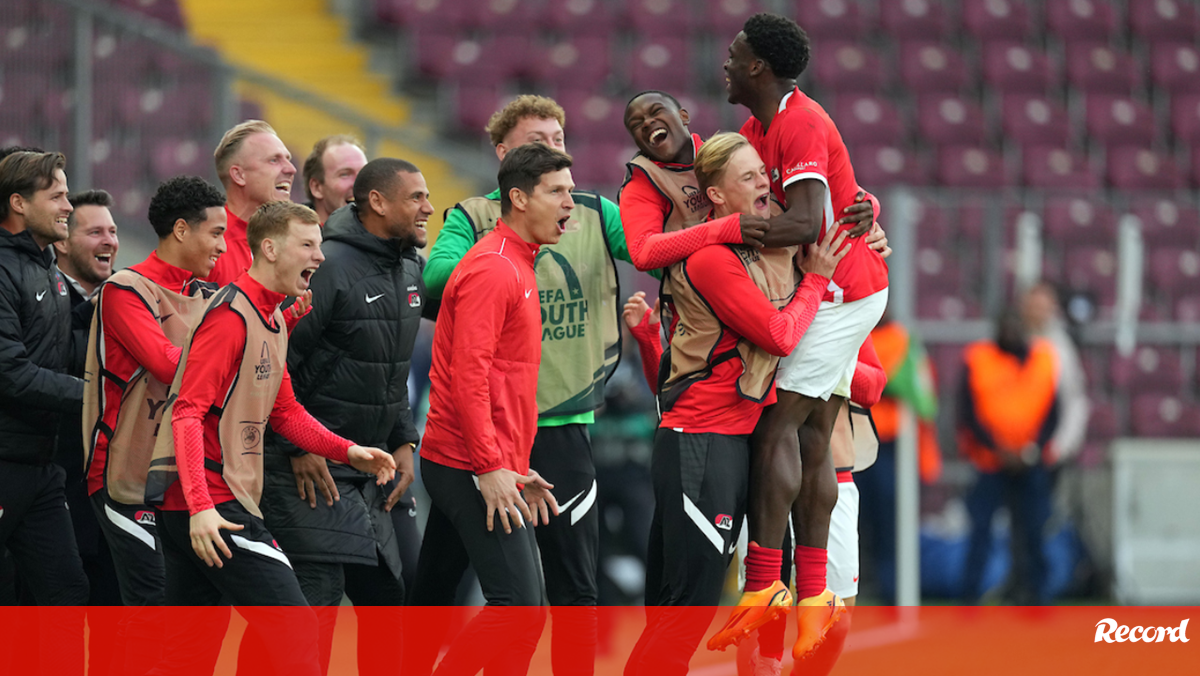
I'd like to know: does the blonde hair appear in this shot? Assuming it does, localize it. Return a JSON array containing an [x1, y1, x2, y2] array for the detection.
[[247, 201, 318, 255], [694, 132, 752, 194], [485, 95, 566, 147], [214, 120, 277, 188]]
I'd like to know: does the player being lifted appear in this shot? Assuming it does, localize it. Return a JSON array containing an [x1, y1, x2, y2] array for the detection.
[[714, 13, 891, 662]]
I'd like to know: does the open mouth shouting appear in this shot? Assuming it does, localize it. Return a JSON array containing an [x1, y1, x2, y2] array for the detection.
[[299, 267, 316, 288], [556, 215, 571, 234], [274, 180, 292, 198], [754, 192, 769, 212], [95, 252, 113, 270], [648, 127, 669, 149]]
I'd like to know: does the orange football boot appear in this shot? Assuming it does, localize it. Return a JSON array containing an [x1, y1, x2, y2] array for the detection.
[[707, 580, 793, 652], [791, 588, 846, 661]]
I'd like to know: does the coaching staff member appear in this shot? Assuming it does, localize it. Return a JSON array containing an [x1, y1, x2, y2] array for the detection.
[[260, 159, 434, 673]]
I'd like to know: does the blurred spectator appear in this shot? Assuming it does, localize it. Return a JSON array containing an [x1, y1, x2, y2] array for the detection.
[[958, 307, 1059, 605], [857, 312, 940, 604], [301, 135, 367, 225], [1022, 282, 1089, 463]]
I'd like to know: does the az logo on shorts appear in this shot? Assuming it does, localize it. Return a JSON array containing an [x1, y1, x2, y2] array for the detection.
[[134, 510, 156, 526], [714, 514, 733, 531]]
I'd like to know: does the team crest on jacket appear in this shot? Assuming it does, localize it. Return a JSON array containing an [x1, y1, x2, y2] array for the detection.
[[135, 510, 156, 526], [408, 285, 421, 308], [715, 514, 733, 530]]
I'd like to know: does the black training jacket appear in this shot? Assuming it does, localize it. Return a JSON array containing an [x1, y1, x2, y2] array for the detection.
[[0, 228, 83, 464], [261, 204, 430, 571]]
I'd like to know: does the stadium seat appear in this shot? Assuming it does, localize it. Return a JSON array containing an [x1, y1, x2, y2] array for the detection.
[[880, 0, 951, 40], [543, 0, 616, 35], [811, 42, 886, 93], [1148, 247, 1200, 298], [150, 138, 208, 180], [849, 144, 928, 187], [1176, 295, 1200, 323], [93, 40, 153, 84], [531, 37, 611, 89], [917, 291, 979, 321], [1130, 394, 1200, 437], [456, 36, 532, 84], [1107, 146, 1185, 190], [936, 146, 1007, 188], [983, 44, 1055, 94], [1021, 146, 1100, 190], [1084, 95, 1157, 149], [569, 141, 636, 188], [1113, 345, 1185, 394], [1129, 0, 1200, 42], [1001, 95, 1071, 148], [468, 0, 535, 32], [1171, 94, 1200, 146], [702, 0, 764, 36], [673, 94, 720, 138], [900, 42, 969, 94], [793, 0, 872, 39], [829, 94, 905, 146], [1131, 198, 1200, 248], [1044, 197, 1115, 245], [557, 91, 625, 144], [451, 83, 503, 133], [412, 32, 463, 80], [628, 37, 693, 92], [1150, 43, 1200, 94], [624, 0, 698, 38], [389, 0, 471, 32], [1046, 0, 1119, 42], [915, 247, 964, 297], [918, 95, 987, 147], [1061, 245, 1117, 308], [1065, 43, 1139, 94], [963, 0, 1032, 43]]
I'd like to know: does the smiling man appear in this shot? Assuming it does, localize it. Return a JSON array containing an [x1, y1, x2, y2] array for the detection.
[[260, 159, 434, 674], [56, 189, 118, 302], [144, 201, 395, 676], [410, 143, 570, 676], [208, 120, 298, 286], [302, 134, 368, 225]]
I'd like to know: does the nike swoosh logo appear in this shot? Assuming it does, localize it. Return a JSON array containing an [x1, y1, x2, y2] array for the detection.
[[524, 289, 532, 298], [36, 291, 46, 301], [366, 293, 384, 304]]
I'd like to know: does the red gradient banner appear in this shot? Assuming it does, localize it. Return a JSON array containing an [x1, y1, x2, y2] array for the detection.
[[0, 606, 1195, 675]]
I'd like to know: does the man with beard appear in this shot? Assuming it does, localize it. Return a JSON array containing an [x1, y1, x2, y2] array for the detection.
[[302, 135, 368, 225], [0, 150, 88, 673], [260, 159, 433, 674], [722, 14, 890, 661]]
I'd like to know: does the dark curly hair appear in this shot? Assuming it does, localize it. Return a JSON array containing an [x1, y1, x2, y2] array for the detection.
[[742, 13, 810, 80], [148, 175, 226, 239]]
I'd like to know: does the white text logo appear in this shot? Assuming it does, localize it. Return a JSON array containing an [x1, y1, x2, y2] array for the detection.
[[1094, 618, 1189, 643]]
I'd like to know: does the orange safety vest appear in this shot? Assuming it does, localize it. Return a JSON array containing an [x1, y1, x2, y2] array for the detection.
[[869, 321, 910, 442], [959, 338, 1058, 472]]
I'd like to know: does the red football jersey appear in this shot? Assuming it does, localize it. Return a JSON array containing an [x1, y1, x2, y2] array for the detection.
[[740, 87, 889, 303]]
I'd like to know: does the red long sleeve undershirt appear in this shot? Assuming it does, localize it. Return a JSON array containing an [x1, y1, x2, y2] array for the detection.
[[850, 334, 887, 407], [620, 165, 745, 271], [165, 275, 351, 515]]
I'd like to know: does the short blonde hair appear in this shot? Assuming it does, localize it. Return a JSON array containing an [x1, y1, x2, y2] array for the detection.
[[485, 95, 566, 147], [214, 120, 277, 188], [247, 201, 318, 255], [694, 132, 751, 194]]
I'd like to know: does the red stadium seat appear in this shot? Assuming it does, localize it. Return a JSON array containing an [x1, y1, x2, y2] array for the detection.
[[150, 138, 208, 180], [918, 95, 987, 146], [915, 247, 964, 297], [412, 32, 461, 79], [1129, 0, 1200, 42], [963, 0, 1032, 43], [811, 42, 886, 94], [1043, 197, 1115, 245], [1177, 295, 1200, 323], [452, 84, 503, 133], [467, 0, 536, 32], [543, 0, 616, 35], [1001, 96, 1071, 148], [1131, 198, 1200, 248], [1061, 245, 1117, 308], [828, 94, 905, 146], [1171, 94, 1200, 146], [397, 0, 471, 32], [702, 0, 764, 36], [1150, 43, 1200, 94], [983, 44, 1055, 94], [900, 42, 969, 94], [531, 38, 611, 89], [557, 91, 625, 144], [1130, 394, 1200, 437], [1065, 43, 1139, 94], [1148, 247, 1200, 298], [793, 0, 872, 39], [1046, 0, 1118, 41], [624, 0, 698, 38], [936, 146, 1007, 188], [880, 0, 951, 40], [569, 141, 637, 188], [849, 144, 928, 187], [1022, 146, 1100, 190], [628, 37, 693, 92], [1084, 95, 1157, 149], [1107, 147, 1185, 190], [674, 94, 721, 138]]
